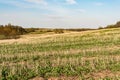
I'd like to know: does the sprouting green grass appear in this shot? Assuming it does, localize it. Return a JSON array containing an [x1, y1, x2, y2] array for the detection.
[[0, 28, 120, 80]]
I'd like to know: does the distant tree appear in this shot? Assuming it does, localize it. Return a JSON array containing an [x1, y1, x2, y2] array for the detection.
[[105, 25, 115, 28], [53, 29, 64, 34], [0, 25, 4, 35], [25, 28, 36, 33], [98, 26, 104, 29], [116, 21, 120, 27], [4, 25, 12, 36], [104, 21, 120, 29]]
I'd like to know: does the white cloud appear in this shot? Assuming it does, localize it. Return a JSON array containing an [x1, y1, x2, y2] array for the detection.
[[24, 0, 47, 5], [66, 0, 77, 4]]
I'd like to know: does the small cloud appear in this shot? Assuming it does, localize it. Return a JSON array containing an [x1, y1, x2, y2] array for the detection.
[[66, 0, 77, 4], [94, 2, 104, 6]]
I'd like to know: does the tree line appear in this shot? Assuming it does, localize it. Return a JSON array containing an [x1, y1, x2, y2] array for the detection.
[[1, 21, 120, 39], [0, 23, 26, 39], [99, 21, 120, 29]]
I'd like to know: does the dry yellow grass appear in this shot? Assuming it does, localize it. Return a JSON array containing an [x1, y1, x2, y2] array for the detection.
[[1, 28, 120, 80]]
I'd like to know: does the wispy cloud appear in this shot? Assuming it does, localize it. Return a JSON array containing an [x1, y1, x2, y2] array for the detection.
[[24, 0, 47, 5], [76, 9, 86, 13], [0, 0, 48, 9], [1, 0, 117, 28], [66, 0, 77, 4], [94, 2, 104, 6], [0, 0, 30, 8]]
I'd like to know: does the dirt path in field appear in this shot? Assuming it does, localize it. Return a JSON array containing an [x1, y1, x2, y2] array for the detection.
[[30, 70, 120, 80], [88, 70, 120, 79], [0, 34, 58, 44], [0, 32, 81, 44], [0, 29, 113, 44], [30, 76, 79, 80]]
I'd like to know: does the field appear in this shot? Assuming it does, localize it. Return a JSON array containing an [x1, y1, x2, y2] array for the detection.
[[0, 28, 120, 80]]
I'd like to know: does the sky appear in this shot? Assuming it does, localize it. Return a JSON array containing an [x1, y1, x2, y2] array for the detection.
[[0, 0, 120, 28]]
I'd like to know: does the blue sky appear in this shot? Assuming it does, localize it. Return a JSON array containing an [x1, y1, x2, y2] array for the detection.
[[0, 0, 120, 28]]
